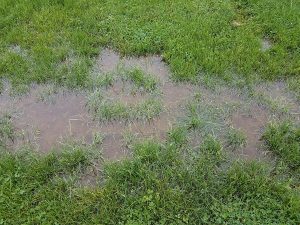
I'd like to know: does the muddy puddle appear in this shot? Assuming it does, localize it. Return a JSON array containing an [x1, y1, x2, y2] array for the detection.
[[186, 85, 271, 160], [231, 107, 269, 159], [255, 81, 300, 121], [0, 49, 194, 160], [1, 48, 299, 161]]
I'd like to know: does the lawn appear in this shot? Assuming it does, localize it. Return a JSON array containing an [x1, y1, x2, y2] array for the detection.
[[0, 134, 299, 224], [0, 0, 300, 224], [1, 0, 299, 91]]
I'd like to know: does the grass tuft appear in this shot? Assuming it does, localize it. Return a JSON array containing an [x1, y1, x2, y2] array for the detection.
[[87, 90, 162, 121], [124, 68, 158, 92], [0, 115, 14, 147], [225, 128, 247, 150], [262, 121, 300, 170]]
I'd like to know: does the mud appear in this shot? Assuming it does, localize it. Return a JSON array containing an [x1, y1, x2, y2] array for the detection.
[[185, 84, 271, 159], [89, 49, 194, 159]]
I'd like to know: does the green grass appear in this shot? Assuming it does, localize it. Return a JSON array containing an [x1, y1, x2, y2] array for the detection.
[[184, 100, 237, 137], [89, 72, 116, 89], [168, 126, 189, 148], [0, 145, 91, 224], [90, 68, 158, 92], [0, 0, 299, 92], [1, 1, 300, 223], [124, 68, 158, 92], [0, 114, 14, 147], [0, 138, 299, 224], [87, 90, 162, 121], [263, 121, 300, 171], [225, 128, 247, 150]]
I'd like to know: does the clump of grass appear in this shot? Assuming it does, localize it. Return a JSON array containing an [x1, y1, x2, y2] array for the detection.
[[193, 91, 202, 102], [225, 128, 247, 150], [134, 98, 162, 120], [86, 89, 104, 113], [92, 132, 104, 146], [168, 126, 188, 148], [96, 100, 129, 120], [254, 92, 289, 114], [185, 100, 234, 137], [262, 121, 300, 170], [0, 115, 14, 147], [87, 90, 162, 121], [124, 68, 158, 92], [186, 115, 204, 130], [122, 130, 137, 148], [90, 72, 115, 88], [199, 135, 223, 161]]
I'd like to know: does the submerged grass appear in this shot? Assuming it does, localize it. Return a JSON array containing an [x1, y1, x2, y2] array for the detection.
[[184, 100, 237, 137], [287, 77, 300, 101], [87, 90, 162, 121], [0, 0, 299, 91], [0, 114, 14, 147]]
